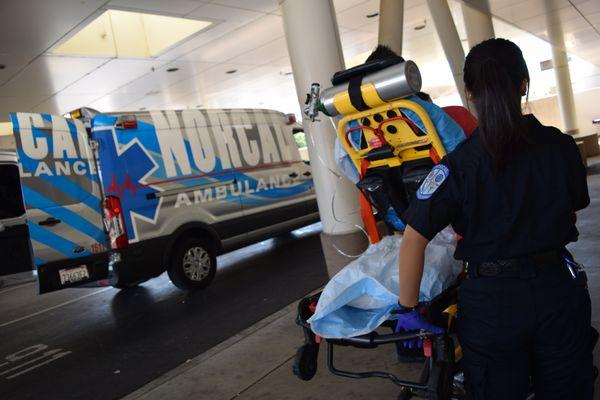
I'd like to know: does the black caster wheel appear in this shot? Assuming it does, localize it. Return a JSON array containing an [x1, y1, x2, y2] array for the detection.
[[293, 343, 319, 381]]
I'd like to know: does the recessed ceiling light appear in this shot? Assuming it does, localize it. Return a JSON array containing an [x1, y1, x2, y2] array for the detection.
[[166, 67, 179, 72], [414, 20, 427, 30], [366, 12, 379, 18], [226, 69, 237, 74]]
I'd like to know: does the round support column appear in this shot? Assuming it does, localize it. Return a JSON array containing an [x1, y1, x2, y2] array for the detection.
[[547, 19, 578, 134], [461, 1, 495, 49], [426, 0, 467, 106], [378, 0, 404, 56], [280, 0, 368, 277]]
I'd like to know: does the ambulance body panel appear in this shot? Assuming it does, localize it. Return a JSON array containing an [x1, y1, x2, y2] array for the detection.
[[8, 108, 317, 293]]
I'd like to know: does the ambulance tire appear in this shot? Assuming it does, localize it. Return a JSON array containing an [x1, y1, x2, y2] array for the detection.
[[168, 237, 216, 290], [113, 282, 140, 290]]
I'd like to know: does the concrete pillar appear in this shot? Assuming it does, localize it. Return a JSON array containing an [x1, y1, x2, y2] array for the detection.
[[378, 0, 404, 56], [426, 0, 467, 106], [461, 1, 494, 49], [547, 18, 578, 134], [280, 0, 368, 277]]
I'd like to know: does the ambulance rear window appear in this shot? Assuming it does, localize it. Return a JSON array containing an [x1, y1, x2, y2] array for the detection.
[[0, 163, 25, 219]]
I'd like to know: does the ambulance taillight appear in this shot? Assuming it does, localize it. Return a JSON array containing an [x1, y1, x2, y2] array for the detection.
[[103, 195, 128, 249], [285, 113, 297, 124], [115, 115, 138, 130]]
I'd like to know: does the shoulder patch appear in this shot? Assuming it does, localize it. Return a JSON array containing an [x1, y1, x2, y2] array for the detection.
[[417, 164, 449, 200]]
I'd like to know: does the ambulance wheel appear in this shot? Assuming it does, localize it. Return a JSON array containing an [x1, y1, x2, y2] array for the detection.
[[168, 237, 216, 290], [112, 283, 139, 290]]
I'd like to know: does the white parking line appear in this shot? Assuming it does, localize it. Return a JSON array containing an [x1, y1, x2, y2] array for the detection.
[[0, 282, 36, 295], [0, 288, 111, 329]]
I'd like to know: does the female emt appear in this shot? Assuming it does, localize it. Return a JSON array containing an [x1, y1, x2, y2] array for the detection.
[[393, 38, 594, 399]]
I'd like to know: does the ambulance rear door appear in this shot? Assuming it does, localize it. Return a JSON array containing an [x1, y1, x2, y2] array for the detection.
[[11, 112, 109, 294]]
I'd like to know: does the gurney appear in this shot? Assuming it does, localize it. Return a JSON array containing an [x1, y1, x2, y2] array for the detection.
[[293, 281, 463, 400], [295, 58, 466, 399]]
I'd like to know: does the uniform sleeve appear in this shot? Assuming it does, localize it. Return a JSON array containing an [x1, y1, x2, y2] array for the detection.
[[564, 136, 589, 211], [402, 158, 461, 241]]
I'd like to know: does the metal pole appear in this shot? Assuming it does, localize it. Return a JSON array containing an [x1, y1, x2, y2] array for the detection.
[[378, 0, 404, 56], [461, 0, 494, 49], [280, 0, 367, 276], [546, 16, 578, 134], [426, 0, 467, 106]]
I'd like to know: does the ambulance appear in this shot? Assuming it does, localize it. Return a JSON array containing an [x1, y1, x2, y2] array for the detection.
[[7, 107, 317, 293]]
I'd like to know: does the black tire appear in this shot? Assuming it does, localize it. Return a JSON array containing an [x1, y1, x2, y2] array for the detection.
[[112, 282, 140, 290], [168, 236, 216, 290]]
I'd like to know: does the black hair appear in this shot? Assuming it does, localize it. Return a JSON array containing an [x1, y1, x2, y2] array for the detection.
[[463, 38, 529, 168], [416, 92, 432, 102], [366, 44, 404, 63]]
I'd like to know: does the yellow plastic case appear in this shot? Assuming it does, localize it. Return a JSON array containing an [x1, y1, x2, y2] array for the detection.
[[336, 98, 447, 173]]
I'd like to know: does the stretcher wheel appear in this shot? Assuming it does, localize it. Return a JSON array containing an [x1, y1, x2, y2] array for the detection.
[[398, 388, 413, 400], [293, 343, 319, 381], [427, 336, 455, 400]]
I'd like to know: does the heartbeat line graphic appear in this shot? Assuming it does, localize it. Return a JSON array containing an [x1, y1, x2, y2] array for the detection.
[[106, 172, 139, 197]]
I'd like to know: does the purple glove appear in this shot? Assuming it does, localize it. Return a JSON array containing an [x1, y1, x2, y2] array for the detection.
[[394, 307, 444, 349]]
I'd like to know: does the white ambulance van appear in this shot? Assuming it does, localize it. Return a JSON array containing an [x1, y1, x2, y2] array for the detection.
[[7, 108, 317, 293]]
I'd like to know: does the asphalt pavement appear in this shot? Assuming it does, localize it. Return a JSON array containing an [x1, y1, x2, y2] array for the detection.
[[0, 223, 329, 400]]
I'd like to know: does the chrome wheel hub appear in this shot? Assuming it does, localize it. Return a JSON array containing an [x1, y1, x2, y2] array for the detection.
[[182, 246, 211, 281]]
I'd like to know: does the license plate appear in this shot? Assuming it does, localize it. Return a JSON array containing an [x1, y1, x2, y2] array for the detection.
[[59, 265, 90, 285]]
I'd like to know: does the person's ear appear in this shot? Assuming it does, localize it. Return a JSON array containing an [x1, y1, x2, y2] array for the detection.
[[519, 79, 528, 96]]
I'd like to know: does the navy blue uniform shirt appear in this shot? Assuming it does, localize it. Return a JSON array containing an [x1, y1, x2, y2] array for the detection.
[[404, 114, 590, 262]]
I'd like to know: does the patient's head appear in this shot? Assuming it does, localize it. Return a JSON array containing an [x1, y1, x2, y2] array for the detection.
[[366, 45, 404, 63]]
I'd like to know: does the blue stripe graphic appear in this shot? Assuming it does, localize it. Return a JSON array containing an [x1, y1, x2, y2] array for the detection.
[[28, 223, 91, 260], [22, 186, 105, 243], [17, 151, 102, 215]]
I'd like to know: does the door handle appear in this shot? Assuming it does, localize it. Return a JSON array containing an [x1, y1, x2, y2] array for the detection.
[[289, 172, 298, 178], [39, 217, 61, 227]]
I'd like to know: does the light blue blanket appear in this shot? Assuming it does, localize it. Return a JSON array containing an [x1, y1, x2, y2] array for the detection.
[[308, 229, 462, 339]]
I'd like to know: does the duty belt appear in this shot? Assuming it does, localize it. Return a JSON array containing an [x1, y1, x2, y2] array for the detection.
[[465, 250, 563, 278]]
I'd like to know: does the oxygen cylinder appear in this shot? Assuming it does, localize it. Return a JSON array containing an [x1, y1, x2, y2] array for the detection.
[[319, 60, 422, 117]]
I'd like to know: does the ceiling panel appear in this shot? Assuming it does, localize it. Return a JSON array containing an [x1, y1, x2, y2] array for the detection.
[[106, 0, 209, 16], [492, 0, 571, 23], [336, 0, 379, 29], [59, 59, 160, 96], [181, 15, 283, 62], [31, 93, 101, 115], [573, 0, 600, 15], [0, 95, 50, 119], [0, 56, 109, 98], [113, 61, 214, 95], [226, 37, 288, 66], [333, 0, 372, 13], [0, 0, 107, 55], [187, 2, 264, 23], [211, 0, 279, 14]]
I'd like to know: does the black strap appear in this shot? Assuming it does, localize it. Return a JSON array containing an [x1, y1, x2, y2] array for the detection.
[[348, 75, 369, 112]]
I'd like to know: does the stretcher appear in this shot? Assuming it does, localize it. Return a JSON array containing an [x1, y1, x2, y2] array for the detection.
[[293, 280, 463, 400]]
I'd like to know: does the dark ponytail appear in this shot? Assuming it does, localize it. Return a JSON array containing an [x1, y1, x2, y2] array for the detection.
[[464, 39, 529, 168]]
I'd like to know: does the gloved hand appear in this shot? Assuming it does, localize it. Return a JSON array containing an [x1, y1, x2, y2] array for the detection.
[[393, 304, 444, 349]]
